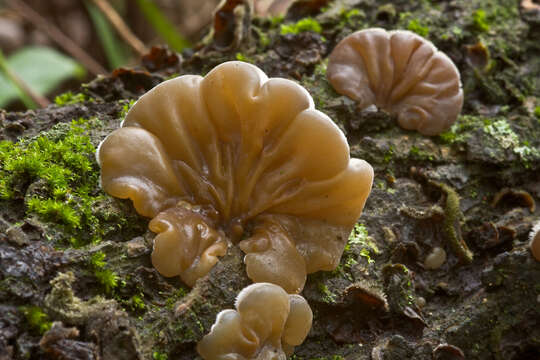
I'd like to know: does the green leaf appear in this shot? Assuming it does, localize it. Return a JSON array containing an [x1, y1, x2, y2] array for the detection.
[[84, 0, 129, 69], [0, 46, 86, 108], [135, 0, 190, 52], [0, 49, 37, 109]]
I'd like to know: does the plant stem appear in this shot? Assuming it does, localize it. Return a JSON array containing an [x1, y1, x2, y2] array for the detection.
[[89, 0, 148, 56], [5, 0, 107, 76], [135, 0, 191, 52]]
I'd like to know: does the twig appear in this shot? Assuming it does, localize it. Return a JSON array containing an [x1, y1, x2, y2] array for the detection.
[[89, 0, 148, 56], [0, 49, 50, 109], [5, 0, 107, 76]]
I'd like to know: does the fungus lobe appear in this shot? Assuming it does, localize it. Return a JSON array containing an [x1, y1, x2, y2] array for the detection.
[[197, 282, 313, 359], [97, 61, 373, 293], [327, 28, 464, 136]]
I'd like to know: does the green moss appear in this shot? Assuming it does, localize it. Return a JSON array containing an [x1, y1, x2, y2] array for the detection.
[[0, 118, 114, 246], [94, 268, 119, 294], [20, 306, 52, 334], [439, 130, 458, 144], [333, 223, 378, 278], [438, 115, 488, 144], [346, 223, 378, 254], [0, 118, 141, 246], [253, 26, 270, 48], [54, 91, 92, 106], [317, 283, 337, 304], [346, 223, 368, 250], [119, 99, 136, 119], [235, 52, 253, 63], [409, 145, 434, 161], [383, 145, 394, 163], [88, 251, 119, 294], [339, 8, 365, 27], [270, 14, 284, 28], [430, 181, 473, 264], [129, 294, 146, 311], [343, 8, 362, 21], [0, 119, 95, 200], [26, 197, 81, 229], [165, 301, 211, 344], [280, 17, 322, 35], [407, 19, 430, 37], [165, 287, 188, 309], [90, 251, 107, 268], [534, 106, 540, 119], [152, 352, 168, 360], [472, 9, 490, 32]]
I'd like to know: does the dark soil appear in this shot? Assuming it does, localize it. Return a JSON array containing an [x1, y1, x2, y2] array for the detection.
[[1, 0, 539, 359]]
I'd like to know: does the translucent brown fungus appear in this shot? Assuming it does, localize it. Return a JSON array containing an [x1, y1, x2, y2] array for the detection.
[[197, 283, 312, 359], [97, 61, 374, 292], [424, 246, 447, 270], [327, 28, 464, 136]]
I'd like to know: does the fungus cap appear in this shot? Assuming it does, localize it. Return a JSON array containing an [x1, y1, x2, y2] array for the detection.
[[424, 246, 447, 270], [197, 283, 313, 359], [97, 61, 373, 292], [327, 28, 464, 136]]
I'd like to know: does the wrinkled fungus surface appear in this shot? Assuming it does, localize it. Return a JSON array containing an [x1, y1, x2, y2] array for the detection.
[[97, 61, 373, 292], [197, 282, 313, 359], [327, 28, 464, 136]]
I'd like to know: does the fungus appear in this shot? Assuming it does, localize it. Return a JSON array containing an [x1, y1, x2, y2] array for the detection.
[[424, 246, 447, 270], [327, 28, 464, 136], [529, 220, 540, 262], [97, 61, 374, 292], [197, 283, 312, 359]]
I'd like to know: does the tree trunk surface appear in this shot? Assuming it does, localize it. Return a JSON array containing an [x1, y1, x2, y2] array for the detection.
[[1, 0, 539, 359]]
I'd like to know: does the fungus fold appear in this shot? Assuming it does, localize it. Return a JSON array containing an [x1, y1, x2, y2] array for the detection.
[[97, 61, 373, 292], [327, 28, 464, 136], [197, 282, 313, 359]]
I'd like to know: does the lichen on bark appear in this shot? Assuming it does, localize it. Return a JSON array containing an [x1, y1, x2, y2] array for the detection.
[[1, 0, 540, 359]]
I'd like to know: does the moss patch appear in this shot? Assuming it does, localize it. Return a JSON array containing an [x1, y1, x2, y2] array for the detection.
[[0, 118, 141, 247], [19, 306, 52, 335], [54, 91, 93, 106], [280, 17, 322, 35]]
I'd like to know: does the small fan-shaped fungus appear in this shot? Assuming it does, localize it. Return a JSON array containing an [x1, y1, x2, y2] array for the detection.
[[97, 61, 373, 293], [327, 28, 464, 136], [197, 282, 313, 359]]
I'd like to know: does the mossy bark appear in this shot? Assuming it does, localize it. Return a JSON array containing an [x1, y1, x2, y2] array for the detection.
[[1, 0, 540, 359]]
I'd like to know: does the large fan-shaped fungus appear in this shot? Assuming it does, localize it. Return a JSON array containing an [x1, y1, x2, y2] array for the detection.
[[327, 28, 464, 136], [97, 61, 373, 293], [197, 282, 313, 359]]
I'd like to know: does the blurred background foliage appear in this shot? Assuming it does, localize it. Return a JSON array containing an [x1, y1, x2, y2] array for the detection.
[[0, 0, 224, 110]]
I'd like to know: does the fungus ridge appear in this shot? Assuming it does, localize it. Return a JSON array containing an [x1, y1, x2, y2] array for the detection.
[[197, 283, 313, 360], [97, 61, 373, 292], [327, 28, 464, 135]]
